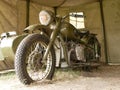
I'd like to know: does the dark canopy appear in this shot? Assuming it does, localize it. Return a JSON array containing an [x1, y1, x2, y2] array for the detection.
[[23, 0, 99, 7]]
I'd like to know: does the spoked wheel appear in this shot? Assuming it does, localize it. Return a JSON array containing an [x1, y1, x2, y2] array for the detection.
[[15, 34, 56, 85], [86, 37, 101, 62]]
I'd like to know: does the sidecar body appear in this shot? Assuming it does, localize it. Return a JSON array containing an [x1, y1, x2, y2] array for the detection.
[[0, 31, 26, 71]]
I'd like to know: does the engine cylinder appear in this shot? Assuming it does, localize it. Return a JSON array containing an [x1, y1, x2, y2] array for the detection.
[[75, 44, 86, 61]]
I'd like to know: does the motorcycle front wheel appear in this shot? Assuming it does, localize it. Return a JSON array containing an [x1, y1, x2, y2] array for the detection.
[[15, 34, 56, 85]]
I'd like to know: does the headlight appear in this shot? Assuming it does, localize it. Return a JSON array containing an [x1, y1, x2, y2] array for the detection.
[[39, 10, 54, 26]]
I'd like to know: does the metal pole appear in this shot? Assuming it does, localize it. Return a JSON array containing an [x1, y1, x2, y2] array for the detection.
[[54, 7, 57, 16], [99, 0, 108, 64], [16, 0, 19, 34], [26, 0, 30, 27]]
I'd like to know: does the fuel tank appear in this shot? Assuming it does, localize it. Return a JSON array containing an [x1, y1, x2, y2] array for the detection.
[[60, 22, 78, 40]]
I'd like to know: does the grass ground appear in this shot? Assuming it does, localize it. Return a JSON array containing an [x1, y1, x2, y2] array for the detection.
[[0, 65, 120, 90]]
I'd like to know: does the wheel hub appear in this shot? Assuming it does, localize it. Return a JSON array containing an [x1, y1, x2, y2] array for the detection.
[[28, 50, 43, 71]]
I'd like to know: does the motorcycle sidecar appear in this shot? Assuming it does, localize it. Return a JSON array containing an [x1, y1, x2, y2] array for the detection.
[[0, 31, 27, 71]]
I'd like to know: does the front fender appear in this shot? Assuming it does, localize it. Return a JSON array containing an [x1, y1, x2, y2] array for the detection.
[[24, 24, 52, 36]]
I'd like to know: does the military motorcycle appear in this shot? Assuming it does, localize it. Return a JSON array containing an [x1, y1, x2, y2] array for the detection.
[[15, 10, 101, 85]]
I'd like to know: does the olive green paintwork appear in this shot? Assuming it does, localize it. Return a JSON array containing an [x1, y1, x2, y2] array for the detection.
[[22, 20, 88, 65], [23, 22, 78, 41], [24, 24, 52, 37], [0, 34, 27, 61], [24, 24, 42, 33], [60, 21, 78, 40], [43, 18, 62, 61], [24, 24, 51, 33], [23, 23, 63, 67], [23, 23, 61, 64], [0, 48, 4, 61]]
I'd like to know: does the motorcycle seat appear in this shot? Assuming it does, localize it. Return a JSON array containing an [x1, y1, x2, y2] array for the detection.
[[78, 28, 89, 34], [74, 28, 90, 38]]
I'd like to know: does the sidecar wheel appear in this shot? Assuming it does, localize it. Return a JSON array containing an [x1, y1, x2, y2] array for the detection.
[[15, 34, 56, 85]]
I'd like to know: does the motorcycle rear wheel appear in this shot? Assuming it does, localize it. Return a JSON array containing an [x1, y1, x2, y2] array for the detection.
[[86, 37, 101, 62], [15, 34, 56, 85]]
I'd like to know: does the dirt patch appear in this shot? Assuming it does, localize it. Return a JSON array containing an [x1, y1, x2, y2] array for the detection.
[[0, 65, 120, 90]]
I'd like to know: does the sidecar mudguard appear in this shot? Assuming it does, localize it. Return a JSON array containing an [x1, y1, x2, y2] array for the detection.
[[0, 33, 27, 70]]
